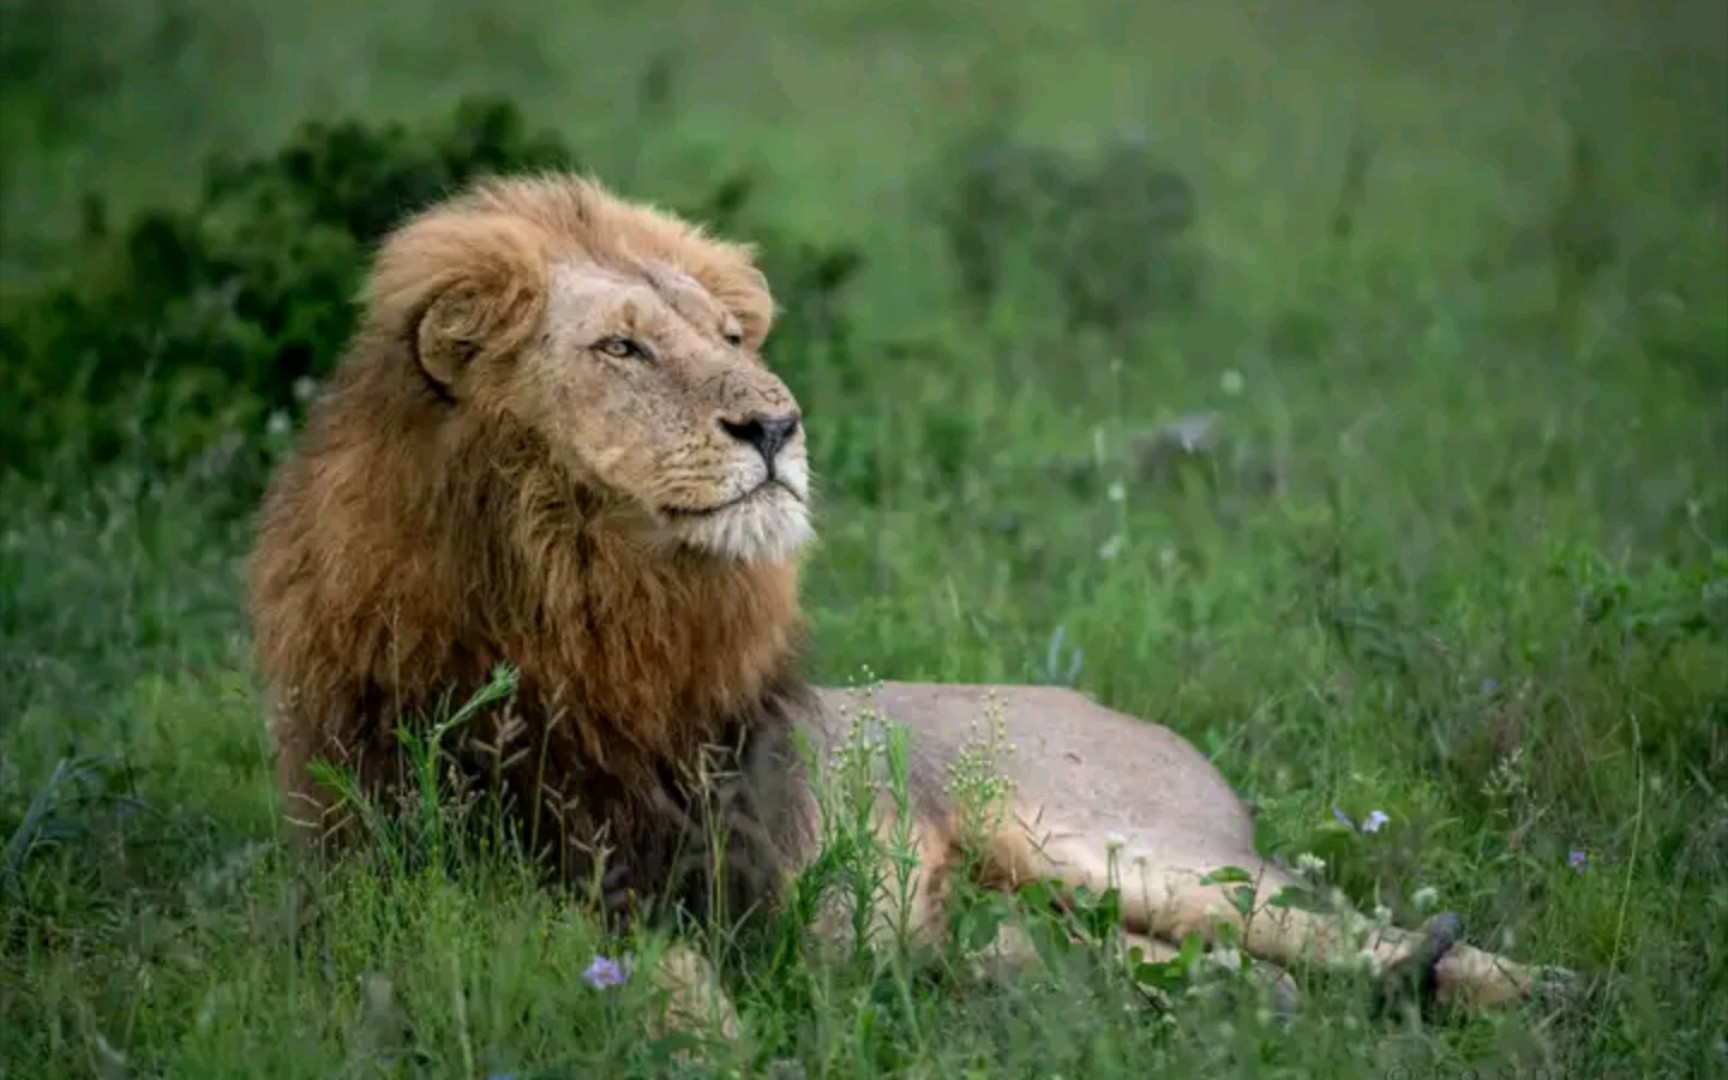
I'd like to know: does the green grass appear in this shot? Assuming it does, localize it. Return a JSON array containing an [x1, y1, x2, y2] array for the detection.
[[4, 1, 1727, 1076]]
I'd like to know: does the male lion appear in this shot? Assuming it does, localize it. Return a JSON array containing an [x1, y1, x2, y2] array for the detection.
[[249, 172, 1567, 1033]]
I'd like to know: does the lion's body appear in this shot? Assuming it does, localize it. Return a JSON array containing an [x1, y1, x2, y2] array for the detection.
[[249, 173, 1564, 1031]]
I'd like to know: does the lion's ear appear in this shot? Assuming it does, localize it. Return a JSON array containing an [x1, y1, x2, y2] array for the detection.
[[703, 260, 775, 352], [415, 286, 489, 390], [364, 210, 549, 396], [734, 263, 776, 351]]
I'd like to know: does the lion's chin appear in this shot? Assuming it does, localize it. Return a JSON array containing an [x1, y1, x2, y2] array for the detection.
[[673, 491, 814, 563]]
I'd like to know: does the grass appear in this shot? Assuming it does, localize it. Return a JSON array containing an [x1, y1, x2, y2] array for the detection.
[[3, 0, 1727, 1076]]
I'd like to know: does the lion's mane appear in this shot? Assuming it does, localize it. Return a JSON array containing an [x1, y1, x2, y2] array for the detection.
[[248, 175, 816, 926]]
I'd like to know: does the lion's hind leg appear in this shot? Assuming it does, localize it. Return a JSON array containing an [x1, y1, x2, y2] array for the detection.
[[987, 821, 1564, 1012]]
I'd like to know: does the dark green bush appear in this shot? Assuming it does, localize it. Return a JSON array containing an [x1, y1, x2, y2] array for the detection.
[[930, 119, 1205, 332], [0, 96, 866, 489], [0, 98, 571, 476]]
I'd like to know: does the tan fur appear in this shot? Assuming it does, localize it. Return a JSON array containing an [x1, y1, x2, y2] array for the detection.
[[249, 173, 1571, 1037]]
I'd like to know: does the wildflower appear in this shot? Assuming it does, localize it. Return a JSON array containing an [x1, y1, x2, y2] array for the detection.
[[1569, 849, 1588, 873], [1107, 481, 1126, 503], [1336, 805, 1390, 834], [1105, 831, 1127, 852], [583, 954, 630, 990], [1295, 852, 1326, 877], [1220, 369, 1245, 396], [1412, 885, 1439, 911]]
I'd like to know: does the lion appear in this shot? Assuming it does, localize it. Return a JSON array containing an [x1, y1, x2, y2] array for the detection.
[[248, 172, 1571, 1036]]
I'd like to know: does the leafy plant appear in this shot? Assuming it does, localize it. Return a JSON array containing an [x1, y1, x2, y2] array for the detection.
[[0, 97, 573, 479], [0, 95, 868, 494]]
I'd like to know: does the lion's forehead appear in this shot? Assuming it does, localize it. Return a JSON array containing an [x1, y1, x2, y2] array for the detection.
[[546, 259, 722, 337], [641, 263, 717, 313]]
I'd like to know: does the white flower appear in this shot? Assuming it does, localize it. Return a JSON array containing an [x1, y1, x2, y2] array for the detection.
[[1412, 886, 1439, 911], [1220, 369, 1245, 396], [1106, 481, 1126, 503], [1361, 809, 1390, 834], [1105, 832, 1127, 852], [1295, 852, 1326, 876]]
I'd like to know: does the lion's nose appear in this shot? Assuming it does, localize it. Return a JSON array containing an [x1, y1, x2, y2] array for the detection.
[[720, 412, 801, 462]]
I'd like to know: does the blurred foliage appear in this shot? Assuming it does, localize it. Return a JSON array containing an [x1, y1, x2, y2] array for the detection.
[[0, 98, 568, 477], [0, 95, 867, 490], [0, 37, 1719, 505], [932, 116, 1205, 332], [0, 0, 119, 133]]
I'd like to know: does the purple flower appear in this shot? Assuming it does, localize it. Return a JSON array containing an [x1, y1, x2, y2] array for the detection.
[[583, 954, 630, 990], [1569, 850, 1588, 873], [1332, 805, 1355, 829]]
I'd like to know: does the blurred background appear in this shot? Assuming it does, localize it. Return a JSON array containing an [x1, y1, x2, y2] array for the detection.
[[3, 0, 1725, 470], [3, 0, 1725, 486], [2, 2, 1725, 1076]]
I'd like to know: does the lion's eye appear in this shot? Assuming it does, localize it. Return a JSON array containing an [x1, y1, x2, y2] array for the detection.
[[722, 329, 744, 347], [595, 336, 650, 361]]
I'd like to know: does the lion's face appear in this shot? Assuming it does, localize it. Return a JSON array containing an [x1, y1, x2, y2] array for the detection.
[[493, 260, 813, 563]]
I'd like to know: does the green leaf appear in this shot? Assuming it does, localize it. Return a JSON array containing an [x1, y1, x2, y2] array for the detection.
[[1133, 958, 1189, 992], [1199, 865, 1255, 885], [1267, 885, 1330, 913]]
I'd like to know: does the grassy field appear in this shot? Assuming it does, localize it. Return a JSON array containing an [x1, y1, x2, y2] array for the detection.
[[3, 1, 1727, 1077]]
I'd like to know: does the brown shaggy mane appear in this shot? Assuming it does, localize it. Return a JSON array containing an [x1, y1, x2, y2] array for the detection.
[[247, 174, 813, 929]]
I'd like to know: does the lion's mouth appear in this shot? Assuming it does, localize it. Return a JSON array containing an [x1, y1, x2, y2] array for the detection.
[[662, 479, 800, 519]]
